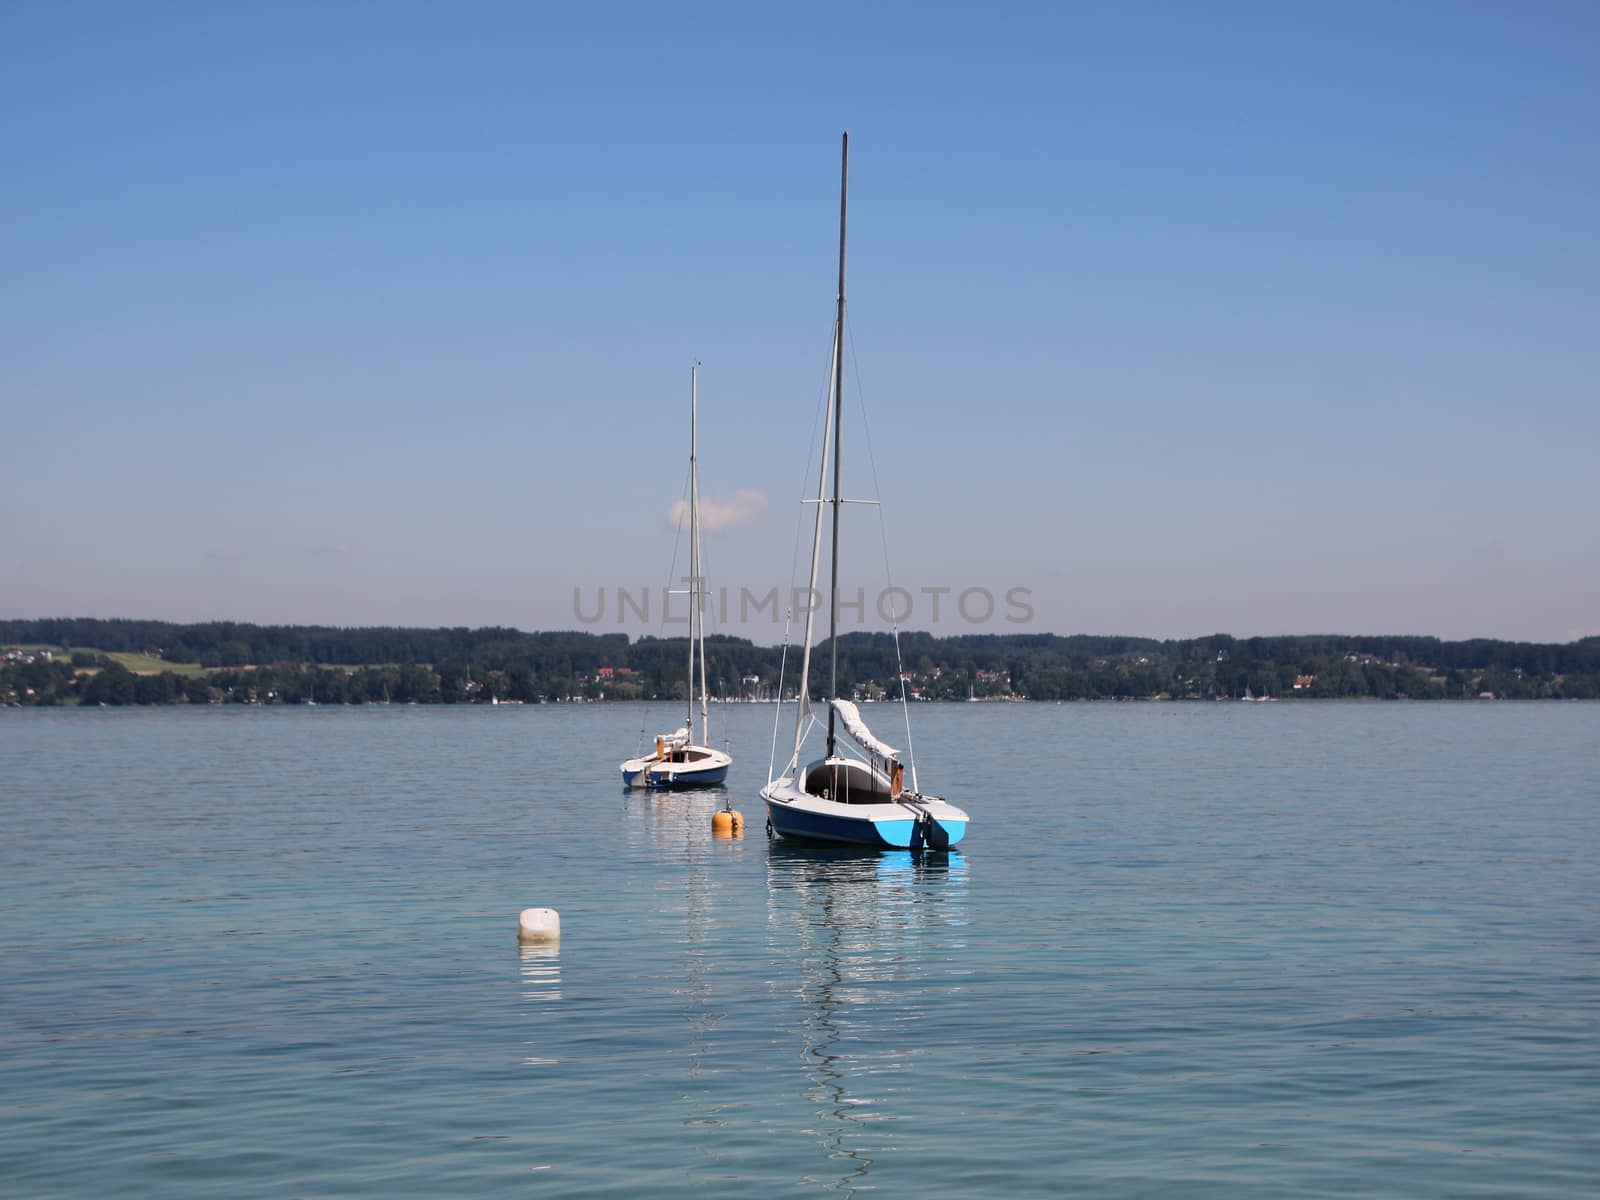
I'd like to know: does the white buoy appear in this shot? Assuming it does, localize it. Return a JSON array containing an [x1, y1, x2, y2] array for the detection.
[[518, 907, 560, 942]]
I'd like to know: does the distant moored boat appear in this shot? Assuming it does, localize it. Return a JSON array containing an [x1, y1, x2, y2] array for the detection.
[[618, 365, 732, 790]]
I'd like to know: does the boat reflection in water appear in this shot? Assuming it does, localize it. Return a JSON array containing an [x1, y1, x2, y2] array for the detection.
[[621, 784, 735, 859], [623, 784, 745, 1135], [766, 846, 969, 1195], [677, 800, 730, 1131]]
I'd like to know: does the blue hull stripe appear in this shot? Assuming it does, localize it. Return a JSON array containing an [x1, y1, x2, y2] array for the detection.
[[766, 802, 966, 849]]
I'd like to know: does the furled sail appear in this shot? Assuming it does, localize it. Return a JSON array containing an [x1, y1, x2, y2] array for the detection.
[[830, 699, 900, 761]]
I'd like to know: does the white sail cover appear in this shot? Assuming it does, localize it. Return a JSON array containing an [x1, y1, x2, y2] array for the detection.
[[830, 699, 900, 760]]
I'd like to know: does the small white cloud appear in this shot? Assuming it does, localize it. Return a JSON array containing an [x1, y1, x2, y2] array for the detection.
[[667, 489, 768, 533]]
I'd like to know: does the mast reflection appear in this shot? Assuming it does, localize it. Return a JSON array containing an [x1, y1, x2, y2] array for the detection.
[[767, 846, 968, 1195], [624, 785, 743, 1134]]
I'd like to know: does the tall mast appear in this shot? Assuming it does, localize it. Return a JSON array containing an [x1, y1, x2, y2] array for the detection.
[[693, 370, 709, 743], [826, 132, 848, 761], [688, 362, 700, 741]]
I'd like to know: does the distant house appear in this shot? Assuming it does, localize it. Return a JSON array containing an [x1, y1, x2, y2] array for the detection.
[[1293, 674, 1316, 690]]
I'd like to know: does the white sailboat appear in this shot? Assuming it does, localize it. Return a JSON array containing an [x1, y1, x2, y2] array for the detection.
[[760, 133, 970, 850], [619, 365, 733, 789]]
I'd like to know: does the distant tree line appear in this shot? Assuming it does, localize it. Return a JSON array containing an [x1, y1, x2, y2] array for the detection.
[[2, 619, 1598, 707]]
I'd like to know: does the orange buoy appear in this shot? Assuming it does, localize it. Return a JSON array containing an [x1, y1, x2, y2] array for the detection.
[[711, 809, 744, 838]]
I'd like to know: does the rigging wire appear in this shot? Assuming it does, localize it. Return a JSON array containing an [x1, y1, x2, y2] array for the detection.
[[846, 321, 919, 793], [767, 605, 792, 782], [769, 324, 847, 782], [637, 459, 694, 755], [787, 321, 842, 611], [660, 459, 693, 639]]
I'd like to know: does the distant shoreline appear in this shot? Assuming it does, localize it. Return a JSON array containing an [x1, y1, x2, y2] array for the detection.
[[4, 619, 1597, 706], [6, 693, 1596, 712]]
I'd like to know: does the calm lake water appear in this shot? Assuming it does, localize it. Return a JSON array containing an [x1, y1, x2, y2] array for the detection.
[[2, 701, 1596, 1197]]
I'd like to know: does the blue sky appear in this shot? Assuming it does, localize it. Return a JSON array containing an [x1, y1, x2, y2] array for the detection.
[[3, 1, 1596, 642]]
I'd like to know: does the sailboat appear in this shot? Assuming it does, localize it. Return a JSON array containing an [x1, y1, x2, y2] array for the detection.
[[760, 134, 970, 850], [619, 364, 733, 790]]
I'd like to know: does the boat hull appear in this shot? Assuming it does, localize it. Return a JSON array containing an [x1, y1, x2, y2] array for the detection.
[[761, 780, 967, 849], [621, 748, 732, 790]]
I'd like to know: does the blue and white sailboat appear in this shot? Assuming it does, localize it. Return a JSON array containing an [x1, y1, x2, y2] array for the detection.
[[620, 365, 733, 789], [760, 134, 969, 850]]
